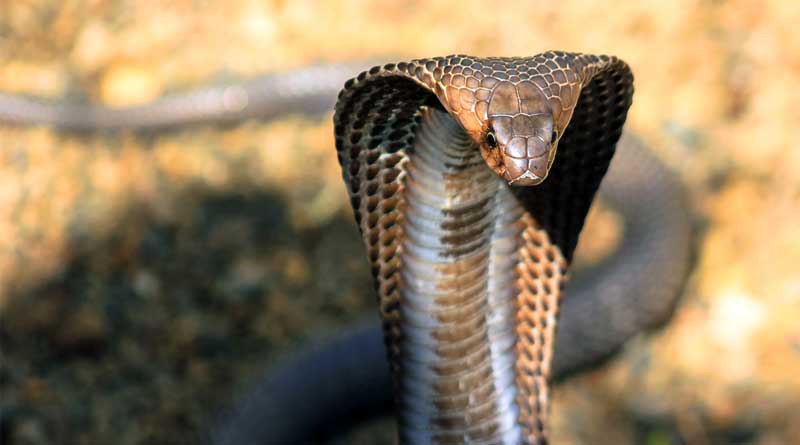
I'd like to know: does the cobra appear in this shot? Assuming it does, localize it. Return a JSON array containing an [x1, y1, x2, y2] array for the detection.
[[330, 51, 672, 444], [0, 52, 692, 444]]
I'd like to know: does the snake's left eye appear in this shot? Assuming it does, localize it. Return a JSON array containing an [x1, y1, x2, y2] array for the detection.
[[551, 130, 558, 143], [486, 130, 498, 148]]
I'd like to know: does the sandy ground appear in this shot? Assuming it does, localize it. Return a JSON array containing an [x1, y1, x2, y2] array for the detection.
[[1, 1, 799, 444]]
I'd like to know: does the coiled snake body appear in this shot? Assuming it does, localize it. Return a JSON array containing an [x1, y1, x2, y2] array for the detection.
[[0, 52, 692, 444]]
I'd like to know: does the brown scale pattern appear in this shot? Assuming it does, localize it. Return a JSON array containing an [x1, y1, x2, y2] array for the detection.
[[511, 58, 634, 259], [334, 51, 634, 444], [334, 75, 439, 379], [514, 216, 568, 442]]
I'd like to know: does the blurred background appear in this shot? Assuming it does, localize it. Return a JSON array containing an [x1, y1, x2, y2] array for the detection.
[[1, 1, 798, 444]]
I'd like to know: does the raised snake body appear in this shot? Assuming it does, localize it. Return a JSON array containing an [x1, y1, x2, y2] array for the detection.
[[0, 53, 692, 444]]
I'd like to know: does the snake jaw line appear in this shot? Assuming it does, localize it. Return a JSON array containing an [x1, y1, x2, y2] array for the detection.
[[507, 170, 546, 186]]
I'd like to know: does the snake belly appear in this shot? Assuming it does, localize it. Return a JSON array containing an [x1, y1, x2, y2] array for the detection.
[[333, 52, 635, 444]]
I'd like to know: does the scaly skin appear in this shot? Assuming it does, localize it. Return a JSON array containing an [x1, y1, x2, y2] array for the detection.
[[333, 52, 634, 444]]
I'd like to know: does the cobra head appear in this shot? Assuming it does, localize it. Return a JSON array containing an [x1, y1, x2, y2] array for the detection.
[[441, 78, 566, 186], [480, 81, 559, 185]]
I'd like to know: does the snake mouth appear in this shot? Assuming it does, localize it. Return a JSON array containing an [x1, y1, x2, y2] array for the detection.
[[507, 171, 544, 186]]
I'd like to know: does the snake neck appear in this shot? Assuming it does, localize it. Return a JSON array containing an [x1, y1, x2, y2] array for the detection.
[[395, 108, 565, 445]]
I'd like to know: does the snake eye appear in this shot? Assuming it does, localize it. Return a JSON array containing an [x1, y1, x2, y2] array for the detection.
[[551, 130, 558, 143], [486, 130, 498, 148]]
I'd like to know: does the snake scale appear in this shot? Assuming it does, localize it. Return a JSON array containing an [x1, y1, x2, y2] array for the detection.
[[0, 52, 692, 444]]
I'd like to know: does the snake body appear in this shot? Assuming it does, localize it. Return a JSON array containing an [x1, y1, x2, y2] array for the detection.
[[0, 62, 375, 131], [0, 53, 692, 444], [332, 52, 656, 443]]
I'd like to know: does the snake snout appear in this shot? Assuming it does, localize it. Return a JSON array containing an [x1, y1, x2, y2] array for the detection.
[[502, 154, 549, 186], [489, 114, 556, 186]]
